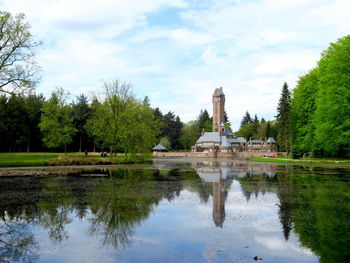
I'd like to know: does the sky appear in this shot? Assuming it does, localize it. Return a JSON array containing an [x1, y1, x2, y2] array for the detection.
[[1, 0, 349, 130]]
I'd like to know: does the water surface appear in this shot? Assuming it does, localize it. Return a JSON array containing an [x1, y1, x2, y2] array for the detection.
[[0, 160, 349, 263]]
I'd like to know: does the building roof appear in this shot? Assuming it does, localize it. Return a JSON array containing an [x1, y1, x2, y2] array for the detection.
[[267, 137, 276, 143], [152, 144, 167, 150], [220, 136, 231, 147], [229, 137, 246, 143], [224, 128, 234, 137], [213, 87, 224, 96], [197, 132, 221, 143]]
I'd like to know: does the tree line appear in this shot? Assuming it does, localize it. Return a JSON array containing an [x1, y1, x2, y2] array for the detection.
[[236, 35, 350, 158]]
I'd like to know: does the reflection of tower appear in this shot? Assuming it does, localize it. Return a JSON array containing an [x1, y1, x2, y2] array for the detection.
[[212, 87, 225, 132], [212, 178, 226, 228], [194, 164, 228, 228]]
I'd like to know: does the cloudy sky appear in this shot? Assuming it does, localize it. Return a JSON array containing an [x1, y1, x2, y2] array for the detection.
[[1, 0, 349, 130]]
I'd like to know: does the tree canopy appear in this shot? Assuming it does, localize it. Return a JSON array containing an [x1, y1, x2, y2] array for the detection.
[[290, 35, 350, 158], [39, 88, 76, 155], [0, 11, 40, 95]]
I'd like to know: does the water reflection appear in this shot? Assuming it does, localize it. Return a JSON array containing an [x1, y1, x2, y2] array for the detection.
[[0, 161, 349, 262]]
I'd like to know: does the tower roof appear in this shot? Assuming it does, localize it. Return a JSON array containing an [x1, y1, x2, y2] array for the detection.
[[213, 87, 224, 96]]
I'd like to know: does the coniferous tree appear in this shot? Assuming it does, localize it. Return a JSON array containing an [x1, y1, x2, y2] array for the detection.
[[224, 110, 230, 124], [72, 94, 91, 152], [276, 82, 291, 152], [240, 111, 252, 128], [253, 114, 259, 123], [197, 109, 210, 131]]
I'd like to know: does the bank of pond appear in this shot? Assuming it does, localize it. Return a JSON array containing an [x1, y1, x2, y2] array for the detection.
[[0, 152, 152, 167]]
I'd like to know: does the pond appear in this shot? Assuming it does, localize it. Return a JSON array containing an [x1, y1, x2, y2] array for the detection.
[[0, 160, 349, 263]]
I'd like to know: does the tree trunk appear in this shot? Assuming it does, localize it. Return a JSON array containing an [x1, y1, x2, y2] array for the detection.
[[64, 144, 67, 156], [110, 147, 112, 159], [79, 135, 82, 152], [27, 135, 30, 152], [93, 141, 96, 153]]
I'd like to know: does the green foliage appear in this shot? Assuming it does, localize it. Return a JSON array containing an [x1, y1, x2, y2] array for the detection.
[[0, 94, 44, 152], [180, 121, 200, 150], [276, 82, 291, 152], [87, 80, 158, 155], [290, 35, 350, 158], [235, 113, 275, 140], [313, 36, 350, 158], [158, 111, 182, 150], [291, 69, 319, 158], [240, 111, 252, 128], [39, 88, 76, 155], [0, 11, 40, 95], [197, 109, 210, 131], [235, 122, 255, 139], [159, 137, 171, 149], [72, 94, 91, 152]]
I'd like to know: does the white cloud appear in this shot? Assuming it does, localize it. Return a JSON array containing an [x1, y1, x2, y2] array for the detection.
[[1, 0, 349, 128]]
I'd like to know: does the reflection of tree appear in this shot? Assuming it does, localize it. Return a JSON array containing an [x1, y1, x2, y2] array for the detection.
[[288, 170, 350, 263], [238, 173, 277, 202], [0, 216, 39, 263], [88, 168, 189, 248], [38, 179, 74, 244], [237, 167, 350, 262], [0, 178, 41, 263]]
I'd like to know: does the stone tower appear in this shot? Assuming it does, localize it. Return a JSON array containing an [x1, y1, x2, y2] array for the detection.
[[212, 87, 225, 132]]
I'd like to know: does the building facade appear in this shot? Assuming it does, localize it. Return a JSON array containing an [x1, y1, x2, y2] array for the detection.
[[191, 88, 277, 154]]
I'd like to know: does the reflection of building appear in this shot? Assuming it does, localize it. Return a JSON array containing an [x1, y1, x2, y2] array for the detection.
[[212, 178, 226, 228], [190, 160, 278, 227], [195, 165, 227, 228], [191, 88, 277, 155]]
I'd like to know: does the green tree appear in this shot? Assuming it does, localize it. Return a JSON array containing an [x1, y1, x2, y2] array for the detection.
[[197, 109, 210, 131], [224, 110, 230, 124], [39, 88, 76, 155], [87, 80, 158, 156], [0, 11, 40, 95], [72, 94, 91, 152], [162, 112, 182, 150], [240, 111, 252, 128], [87, 80, 134, 156], [23, 94, 45, 152], [290, 69, 319, 158], [313, 36, 350, 157], [180, 121, 200, 150], [159, 137, 171, 149], [119, 100, 158, 155], [235, 122, 256, 139], [276, 82, 291, 152]]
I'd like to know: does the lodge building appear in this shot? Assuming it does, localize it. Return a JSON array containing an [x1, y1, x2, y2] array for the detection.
[[191, 88, 277, 154]]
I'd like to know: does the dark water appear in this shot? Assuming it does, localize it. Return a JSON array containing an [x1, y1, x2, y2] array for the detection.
[[0, 160, 349, 263]]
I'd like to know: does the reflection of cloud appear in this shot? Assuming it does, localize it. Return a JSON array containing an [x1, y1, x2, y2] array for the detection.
[[255, 235, 316, 256]]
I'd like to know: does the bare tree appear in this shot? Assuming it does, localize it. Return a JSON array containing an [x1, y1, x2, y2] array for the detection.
[[0, 11, 41, 95]]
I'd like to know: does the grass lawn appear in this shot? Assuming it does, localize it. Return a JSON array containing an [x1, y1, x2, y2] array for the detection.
[[247, 156, 350, 164], [0, 152, 152, 167]]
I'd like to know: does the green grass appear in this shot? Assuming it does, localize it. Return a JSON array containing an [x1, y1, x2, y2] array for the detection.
[[247, 156, 350, 164], [0, 152, 153, 167]]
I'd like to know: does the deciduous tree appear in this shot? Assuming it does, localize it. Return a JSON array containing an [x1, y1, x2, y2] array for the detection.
[[0, 11, 40, 95], [39, 88, 76, 155]]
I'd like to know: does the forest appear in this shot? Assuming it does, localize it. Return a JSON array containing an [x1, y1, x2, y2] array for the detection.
[[235, 35, 350, 158]]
